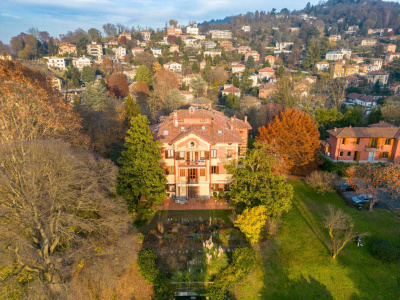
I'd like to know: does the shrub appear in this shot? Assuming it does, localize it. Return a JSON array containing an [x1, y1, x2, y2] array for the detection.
[[305, 170, 336, 195], [371, 238, 399, 262], [138, 249, 175, 299], [320, 153, 356, 177], [137, 232, 145, 243]]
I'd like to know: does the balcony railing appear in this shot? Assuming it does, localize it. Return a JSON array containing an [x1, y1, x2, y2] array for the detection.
[[364, 145, 384, 151]]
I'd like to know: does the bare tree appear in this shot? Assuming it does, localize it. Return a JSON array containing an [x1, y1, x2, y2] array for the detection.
[[324, 206, 358, 259], [0, 140, 130, 293]]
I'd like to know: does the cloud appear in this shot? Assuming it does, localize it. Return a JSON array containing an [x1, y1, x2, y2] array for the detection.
[[1, 13, 21, 19]]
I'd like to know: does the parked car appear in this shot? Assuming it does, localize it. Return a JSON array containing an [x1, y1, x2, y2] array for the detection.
[[340, 182, 357, 192], [351, 194, 373, 210]]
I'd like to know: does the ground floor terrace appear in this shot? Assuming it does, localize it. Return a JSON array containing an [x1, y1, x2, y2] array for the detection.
[[156, 197, 229, 210]]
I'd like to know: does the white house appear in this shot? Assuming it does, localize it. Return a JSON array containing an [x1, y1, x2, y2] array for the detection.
[[47, 57, 66, 70], [187, 24, 199, 35], [113, 46, 127, 58], [72, 56, 92, 69], [204, 50, 221, 59], [204, 41, 217, 49], [164, 61, 182, 73], [326, 50, 345, 61], [209, 30, 232, 39], [151, 47, 162, 57], [315, 62, 329, 71], [231, 63, 246, 73], [241, 26, 251, 32]]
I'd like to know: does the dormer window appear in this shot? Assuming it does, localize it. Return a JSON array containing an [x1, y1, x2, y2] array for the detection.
[[190, 141, 195, 147], [163, 130, 169, 135], [181, 126, 185, 131], [217, 130, 222, 135], [202, 126, 206, 130]]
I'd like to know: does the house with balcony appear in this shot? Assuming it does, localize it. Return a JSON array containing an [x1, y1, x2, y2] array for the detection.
[[187, 24, 199, 35], [258, 67, 275, 80], [72, 56, 92, 69], [151, 47, 162, 57], [367, 71, 389, 86], [58, 42, 77, 55], [132, 47, 144, 56], [47, 57, 66, 70], [151, 107, 251, 202], [164, 61, 182, 73], [86, 42, 103, 56], [384, 43, 397, 53], [245, 51, 260, 61], [140, 30, 151, 41], [238, 46, 251, 54], [323, 122, 400, 163]]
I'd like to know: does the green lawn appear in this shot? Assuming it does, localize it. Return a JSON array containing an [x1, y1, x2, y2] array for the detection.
[[232, 180, 400, 300]]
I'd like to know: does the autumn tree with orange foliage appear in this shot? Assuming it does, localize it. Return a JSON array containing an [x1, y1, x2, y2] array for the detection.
[[108, 73, 129, 98], [0, 60, 88, 146], [256, 108, 320, 175], [154, 68, 179, 100], [132, 80, 150, 107]]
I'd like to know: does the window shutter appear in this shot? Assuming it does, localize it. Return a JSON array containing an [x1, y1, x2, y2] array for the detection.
[[187, 152, 190, 161], [389, 152, 392, 160], [216, 166, 219, 174], [391, 139, 394, 146], [195, 152, 199, 160], [205, 151, 210, 159], [164, 150, 168, 158], [379, 152, 383, 159], [368, 139, 372, 148], [200, 169, 205, 176], [377, 138, 381, 147], [344, 138, 348, 145]]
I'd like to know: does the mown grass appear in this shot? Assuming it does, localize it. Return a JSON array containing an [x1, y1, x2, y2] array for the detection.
[[233, 180, 400, 300]]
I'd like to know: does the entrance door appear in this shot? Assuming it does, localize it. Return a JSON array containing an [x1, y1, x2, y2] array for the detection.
[[354, 151, 360, 162], [187, 186, 199, 199], [368, 152, 375, 162]]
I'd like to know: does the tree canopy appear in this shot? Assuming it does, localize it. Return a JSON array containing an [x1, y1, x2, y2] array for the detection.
[[117, 114, 167, 214], [257, 108, 320, 175]]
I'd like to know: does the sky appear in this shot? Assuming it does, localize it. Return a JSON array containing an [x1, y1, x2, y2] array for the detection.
[[0, 0, 324, 44]]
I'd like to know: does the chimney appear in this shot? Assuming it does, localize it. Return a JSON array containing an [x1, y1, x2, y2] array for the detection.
[[173, 110, 178, 127], [245, 116, 248, 123], [334, 127, 337, 131], [349, 125, 352, 128]]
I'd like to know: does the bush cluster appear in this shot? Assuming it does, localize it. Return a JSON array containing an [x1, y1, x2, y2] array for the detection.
[[137, 249, 175, 299], [371, 238, 399, 263], [205, 247, 256, 300], [320, 153, 357, 177]]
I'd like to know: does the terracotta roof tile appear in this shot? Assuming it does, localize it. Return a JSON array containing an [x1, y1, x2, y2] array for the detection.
[[327, 126, 400, 138], [151, 108, 251, 145]]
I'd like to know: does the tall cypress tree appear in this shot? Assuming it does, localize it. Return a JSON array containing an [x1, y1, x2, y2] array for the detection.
[[117, 115, 167, 214]]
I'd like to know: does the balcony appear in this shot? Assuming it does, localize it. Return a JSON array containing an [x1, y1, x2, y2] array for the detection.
[[179, 160, 207, 168], [364, 145, 384, 151]]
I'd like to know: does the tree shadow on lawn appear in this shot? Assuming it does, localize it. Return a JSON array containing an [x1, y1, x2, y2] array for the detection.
[[292, 196, 331, 255], [258, 239, 334, 299]]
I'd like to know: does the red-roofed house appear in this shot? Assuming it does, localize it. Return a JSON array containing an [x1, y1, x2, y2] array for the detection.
[[222, 86, 241, 97], [323, 122, 400, 163], [119, 32, 132, 40], [167, 27, 183, 36], [164, 61, 182, 73], [245, 51, 260, 61], [258, 67, 275, 80], [231, 63, 246, 73], [170, 44, 179, 53], [58, 42, 77, 55], [264, 55, 275, 67], [132, 47, 144, 56], [151, 107, 251, 202], [140, 30, 151, 41]]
